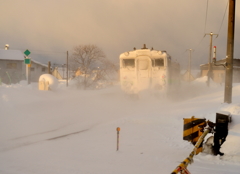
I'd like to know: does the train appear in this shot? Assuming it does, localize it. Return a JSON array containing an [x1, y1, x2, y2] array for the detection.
[[119, 44, 181, 94]]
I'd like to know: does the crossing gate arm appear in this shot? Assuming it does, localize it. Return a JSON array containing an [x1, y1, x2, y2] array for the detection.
[[171, 127, 212, 174]]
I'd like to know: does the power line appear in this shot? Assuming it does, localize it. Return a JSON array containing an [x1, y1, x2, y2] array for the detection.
[[194, 35, 205, 50], [191, 0, 209, 52], [180, 49, 188, 56], [182, 0, 228, 70], [203, 0, 209, 34], [194, 0, 227, 53], [217, 0, 229, 35]]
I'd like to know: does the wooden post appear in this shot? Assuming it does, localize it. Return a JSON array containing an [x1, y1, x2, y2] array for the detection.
[[48, 61, 51, 74], [116, 127, 120, 151]]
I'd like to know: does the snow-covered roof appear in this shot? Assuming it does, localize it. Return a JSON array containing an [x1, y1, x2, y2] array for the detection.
[[119, 49, 167, 59], [31, 59, 48, 67], [0, 49, 24, 61]]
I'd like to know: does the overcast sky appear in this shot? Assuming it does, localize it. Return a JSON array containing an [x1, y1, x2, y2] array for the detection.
[[0, 0, 239, 69]]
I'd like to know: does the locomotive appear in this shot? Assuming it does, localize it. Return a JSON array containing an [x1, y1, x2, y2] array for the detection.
[[119, 44, 181, 94]]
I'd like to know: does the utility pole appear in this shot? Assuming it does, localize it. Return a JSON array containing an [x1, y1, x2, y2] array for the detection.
[[66, 51, 69, 87], [187, 49, 193, 82], [224, 0, 236, 103], [204, 32, 218, 87], [48, 61, 51, 74]]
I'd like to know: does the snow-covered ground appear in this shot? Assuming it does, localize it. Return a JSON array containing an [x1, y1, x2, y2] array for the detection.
[[0, 77, 240, 174]]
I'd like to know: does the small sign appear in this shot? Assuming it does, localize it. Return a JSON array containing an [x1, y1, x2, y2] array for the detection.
[[24, 58, 31, 64], [24, 49, 31, 56]]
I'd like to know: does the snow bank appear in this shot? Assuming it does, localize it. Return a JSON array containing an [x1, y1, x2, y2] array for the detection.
[[39, 74, 58, 90], [1, 78, 240, 174]]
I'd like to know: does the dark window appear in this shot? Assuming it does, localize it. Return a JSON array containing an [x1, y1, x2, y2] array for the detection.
[[7, 63, 17, 69], [154, 59, 164, 67], [42, 67, 46, 72], [123, 59, 135, 67], [31, 67, 35, 71]]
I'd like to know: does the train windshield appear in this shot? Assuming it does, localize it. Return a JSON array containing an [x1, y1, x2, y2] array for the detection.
[[123, 59, 135, 68], [152, 59, 164, 67], [138, 60, 149, 70]]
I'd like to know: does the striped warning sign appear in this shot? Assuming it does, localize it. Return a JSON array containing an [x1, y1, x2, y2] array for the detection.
[[183, 116, 206, 154]]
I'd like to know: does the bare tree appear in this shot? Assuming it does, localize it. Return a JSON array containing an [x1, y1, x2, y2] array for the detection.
[[70, 44, 116, 89]]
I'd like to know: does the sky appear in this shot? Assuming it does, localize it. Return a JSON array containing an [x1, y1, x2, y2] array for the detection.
[[0, 77, 240, 173], [0, 0, 240, 69]]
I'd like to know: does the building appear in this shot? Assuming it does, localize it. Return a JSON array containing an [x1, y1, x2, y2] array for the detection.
[[0, 48, 25, 84], [0, 46, 49, 84], [51, 67, 63, 80], [200, 58, 240, 83], [74, 67, 82, 77], [30, 59, 49, 82]]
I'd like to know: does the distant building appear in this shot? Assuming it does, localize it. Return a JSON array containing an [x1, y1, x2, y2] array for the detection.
[[200, 58, 240, 83], [0, 49, 25, 84], [52, 67, 63, 80], [51, 64, 77, 81], [75, 68, 82, 77], [0, 46, 49, 84], [30, 59, 48, 82]]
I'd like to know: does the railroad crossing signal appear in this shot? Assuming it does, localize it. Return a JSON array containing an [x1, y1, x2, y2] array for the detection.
[[24, 49, 31, 64]]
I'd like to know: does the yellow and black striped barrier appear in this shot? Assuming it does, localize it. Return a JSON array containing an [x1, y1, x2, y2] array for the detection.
[[183, 116, 206, 154], [171, 127, 211, 174]]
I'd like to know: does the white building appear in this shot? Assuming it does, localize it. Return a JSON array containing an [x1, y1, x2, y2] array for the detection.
[[0, 48, 25, 84]]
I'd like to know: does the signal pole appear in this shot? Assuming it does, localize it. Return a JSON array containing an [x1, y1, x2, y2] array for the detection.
[[224, 0, 236, 103], [204, 32, 218, 87]]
